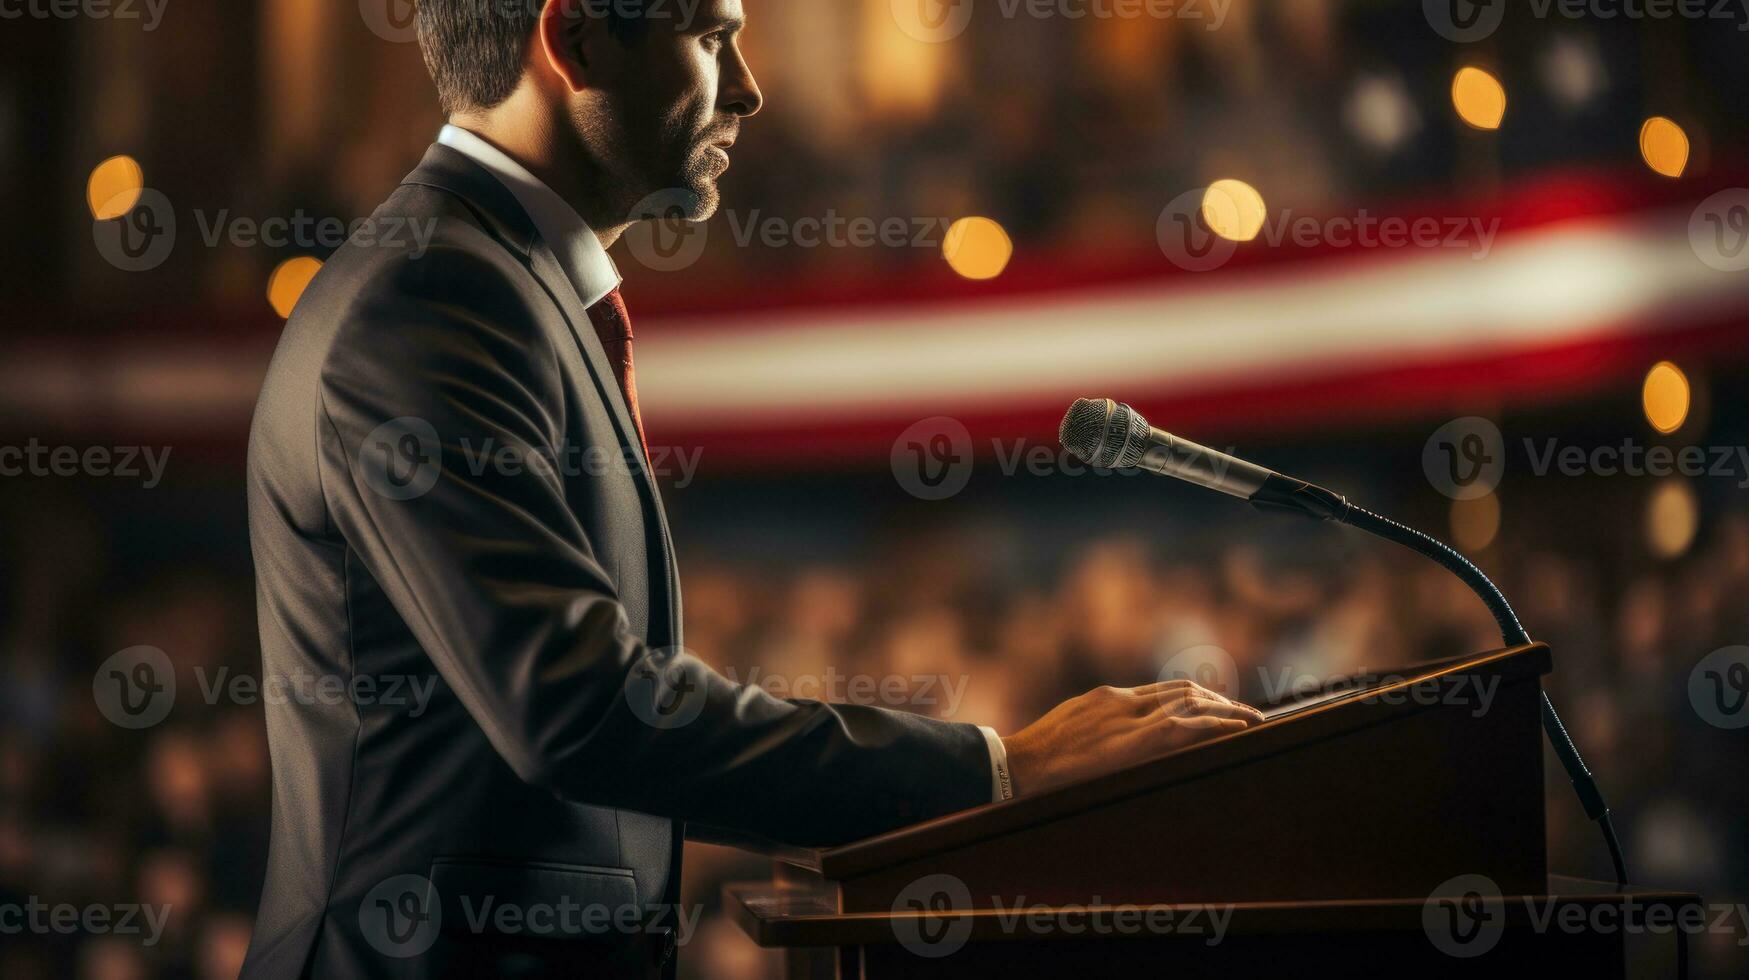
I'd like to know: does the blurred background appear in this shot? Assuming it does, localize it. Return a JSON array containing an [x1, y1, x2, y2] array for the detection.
[[3, 0, 1749, 976]]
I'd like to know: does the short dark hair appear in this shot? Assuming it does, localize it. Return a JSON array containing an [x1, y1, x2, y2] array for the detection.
[[417, 0, 649, 116]]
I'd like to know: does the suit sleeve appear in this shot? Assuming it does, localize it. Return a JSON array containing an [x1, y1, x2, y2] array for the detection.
[[315, 247, 992, 846]]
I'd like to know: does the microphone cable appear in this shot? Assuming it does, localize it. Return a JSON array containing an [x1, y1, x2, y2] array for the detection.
[[1339, 505, 1629, 889]]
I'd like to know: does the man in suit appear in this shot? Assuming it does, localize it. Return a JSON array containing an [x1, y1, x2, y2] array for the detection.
[[242, 1, 1262, 975]]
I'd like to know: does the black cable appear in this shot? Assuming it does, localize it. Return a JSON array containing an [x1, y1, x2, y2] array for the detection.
[[1339, 506, 1630, 889]]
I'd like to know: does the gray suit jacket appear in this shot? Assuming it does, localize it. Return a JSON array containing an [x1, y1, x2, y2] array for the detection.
[[241, 144, 992, 978]]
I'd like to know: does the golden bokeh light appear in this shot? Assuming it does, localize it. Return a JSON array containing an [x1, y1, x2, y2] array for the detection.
[[1451, 67, 1507, 131], [1646, 479, 1699, 559], [860, 0, 949, 115], [1642, 361, 1691, 435], [942, 217, 1013, 281], [1639, 117, 1690, 178], [1451, 492, 1502, 553], [87, 155, 145, 221], [267, 257, 324, 319], [1201, 180, 1268, 243]]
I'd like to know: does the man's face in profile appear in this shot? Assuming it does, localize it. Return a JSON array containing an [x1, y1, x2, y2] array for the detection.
[[592, 0, 761, 221]]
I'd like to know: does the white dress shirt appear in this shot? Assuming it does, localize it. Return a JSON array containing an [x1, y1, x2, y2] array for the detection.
[[436, 124, 1014, 805], [438, 124, 622, 309]]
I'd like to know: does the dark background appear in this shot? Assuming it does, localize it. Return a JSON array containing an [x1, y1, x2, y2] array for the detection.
[[3, 1, 1748, 977]]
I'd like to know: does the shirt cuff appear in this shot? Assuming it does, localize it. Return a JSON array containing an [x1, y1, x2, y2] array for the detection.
[[978, 725, 1014, 802]]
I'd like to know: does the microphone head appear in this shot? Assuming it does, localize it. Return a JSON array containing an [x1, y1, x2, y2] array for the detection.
[[1059, 398, 1151, 469]]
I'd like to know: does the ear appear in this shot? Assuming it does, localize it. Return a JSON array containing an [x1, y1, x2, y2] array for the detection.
[[537, 0, 606, 94]]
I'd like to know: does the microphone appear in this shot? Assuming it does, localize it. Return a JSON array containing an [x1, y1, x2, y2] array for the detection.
[[1060, 396, 1630, 888], [1058, 397, 1350, 522]]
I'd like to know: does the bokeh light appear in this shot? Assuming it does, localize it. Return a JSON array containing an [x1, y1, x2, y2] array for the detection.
[[1541, 35, 1605, 109], [1642, 361, 1691, 435], [1201, 179, 1268, 243], [942, 217, 1013, 281], [1345, 74, 1419, 152], [87, 155, 145, 220], [1451, 492, 1502, 553], [1646, 479, 1699, 559], [267, 257, 324, 319], [1452, 67, 1507, 131], [1639, 117, 1690, 178]]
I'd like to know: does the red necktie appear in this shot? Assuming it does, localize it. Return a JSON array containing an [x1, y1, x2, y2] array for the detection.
[[585, 288, 649, 461]]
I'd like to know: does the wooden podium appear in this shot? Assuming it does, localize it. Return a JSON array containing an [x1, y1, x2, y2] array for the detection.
[[726, 645, 1702, 978]]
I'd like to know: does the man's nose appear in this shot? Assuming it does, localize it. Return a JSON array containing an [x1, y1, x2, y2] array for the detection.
[[721, 47, 764, 118]]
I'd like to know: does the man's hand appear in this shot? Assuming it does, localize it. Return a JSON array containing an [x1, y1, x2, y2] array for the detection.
[[1002, 681, 1265, 797]]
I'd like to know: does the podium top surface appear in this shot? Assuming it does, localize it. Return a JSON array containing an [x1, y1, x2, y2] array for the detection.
[[811, 644, 1553, 881]]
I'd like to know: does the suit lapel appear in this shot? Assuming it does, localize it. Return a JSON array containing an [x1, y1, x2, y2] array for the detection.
[[527, 242, 652, 479], [401, 144, 683, 646], [400, 145, 652, 480], [527, 238, 685, 646]]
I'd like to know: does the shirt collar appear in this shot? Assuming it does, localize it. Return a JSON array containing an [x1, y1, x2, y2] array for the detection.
[[437, 124, 622, 309]]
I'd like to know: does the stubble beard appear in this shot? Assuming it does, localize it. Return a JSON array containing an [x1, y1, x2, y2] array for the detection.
[[679, 156, 723, 221]]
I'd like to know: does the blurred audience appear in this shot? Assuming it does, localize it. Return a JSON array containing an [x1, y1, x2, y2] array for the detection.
[[3, 470, 1746, 978]]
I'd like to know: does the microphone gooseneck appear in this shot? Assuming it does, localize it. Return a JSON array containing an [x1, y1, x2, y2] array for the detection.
[[1339, 506, 1628, 888], [1061, 398, 1630, 888]]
